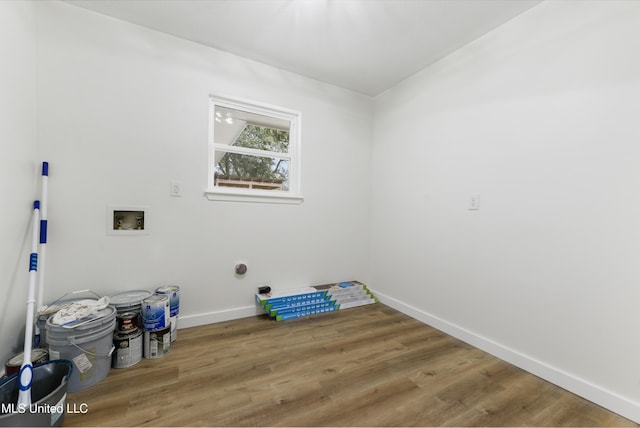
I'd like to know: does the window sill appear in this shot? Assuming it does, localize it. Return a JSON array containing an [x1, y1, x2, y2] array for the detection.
[[204, 188, 304, 204]]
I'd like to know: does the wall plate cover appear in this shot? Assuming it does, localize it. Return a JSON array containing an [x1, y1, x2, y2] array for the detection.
[[170, 181, 182, 197], [469, 194, 480, 210]]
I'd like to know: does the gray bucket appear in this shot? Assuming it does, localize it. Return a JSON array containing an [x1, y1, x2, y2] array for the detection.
[[36, 291, 103, 348], [0, 359, 73, 427], [45, 306, 116, 392]]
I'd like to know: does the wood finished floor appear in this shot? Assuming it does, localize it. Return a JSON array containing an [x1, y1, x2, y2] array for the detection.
[[65, 304, 637, 427]]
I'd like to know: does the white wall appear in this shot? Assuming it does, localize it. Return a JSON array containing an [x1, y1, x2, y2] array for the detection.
[[7, 0, 640, 421], [34, 2, 372, 327], [0, 1, 38, 367], [371, 0, 640, 421]]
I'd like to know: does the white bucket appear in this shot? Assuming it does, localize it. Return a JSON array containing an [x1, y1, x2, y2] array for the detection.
[[45, 306, 116, 392]]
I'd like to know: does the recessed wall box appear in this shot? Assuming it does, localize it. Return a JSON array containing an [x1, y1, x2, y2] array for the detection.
[[107, 205, 150, 235]]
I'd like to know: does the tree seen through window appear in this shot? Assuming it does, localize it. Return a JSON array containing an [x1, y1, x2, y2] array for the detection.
[[215, 124, 290, 190]]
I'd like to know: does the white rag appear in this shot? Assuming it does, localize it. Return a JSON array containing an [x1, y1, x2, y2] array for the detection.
[[51, 296, 110, 326]]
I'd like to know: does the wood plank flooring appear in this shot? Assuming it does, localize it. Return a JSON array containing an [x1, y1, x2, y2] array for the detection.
[[64, 304, 637, 427]]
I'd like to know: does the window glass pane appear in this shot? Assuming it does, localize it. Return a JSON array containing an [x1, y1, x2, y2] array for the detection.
[[214, 106, 289, 154], [215, 152, 289, 191], [234, 124, 289, 154]]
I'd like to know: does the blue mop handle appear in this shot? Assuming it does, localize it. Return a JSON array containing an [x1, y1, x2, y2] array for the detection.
[[39, 162, 48, 245], [18, 200, 40, 407], [34, 162, 49, 349]]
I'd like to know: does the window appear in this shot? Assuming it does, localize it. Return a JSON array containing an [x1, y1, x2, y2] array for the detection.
[[205, 95, 302, 204]]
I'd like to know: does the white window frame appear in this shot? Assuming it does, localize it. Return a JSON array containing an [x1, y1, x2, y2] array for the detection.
[[205, 95, 303, 204]]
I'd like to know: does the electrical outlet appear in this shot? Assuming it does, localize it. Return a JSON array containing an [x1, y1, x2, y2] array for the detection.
[[170, 181, 182, 197], [469, 194, 479, 210]]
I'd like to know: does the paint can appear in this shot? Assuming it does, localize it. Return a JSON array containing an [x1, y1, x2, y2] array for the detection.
[[109, 290, 153, 333], [112, 330, 143, 369], [116, 312, 139, 333], [142, 294, 170, 331], [166, 315, 178, 343], [143, 327, 171, 359], [4, 348, 49, 377], [155, 285, 180, 316], [155, 286, 180, 342]]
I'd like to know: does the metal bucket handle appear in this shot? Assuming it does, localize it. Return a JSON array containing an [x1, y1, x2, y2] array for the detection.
[[39, 289, 102, 314], [68, 341, 115, 358]]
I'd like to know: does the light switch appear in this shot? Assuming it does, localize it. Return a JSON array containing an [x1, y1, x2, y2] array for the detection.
[[170, 181, 182, 197], [469, 194, 479, 210]]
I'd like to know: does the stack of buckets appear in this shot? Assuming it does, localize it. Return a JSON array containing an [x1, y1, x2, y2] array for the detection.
[[109, 290, 151, 369], [110, 286, 180, 368], [8, 286, 181, 396]]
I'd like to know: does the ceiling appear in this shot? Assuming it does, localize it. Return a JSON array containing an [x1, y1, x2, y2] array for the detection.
[[65, 0, 541, 96]]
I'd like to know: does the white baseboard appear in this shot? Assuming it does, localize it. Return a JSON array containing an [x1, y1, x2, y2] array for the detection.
[[177, 305, 263, 329], [371, 289, 640, 424]]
